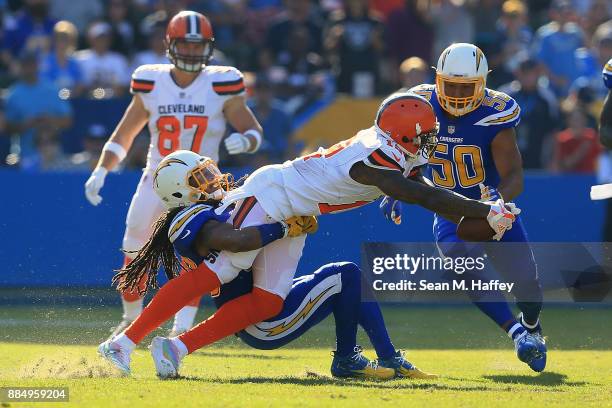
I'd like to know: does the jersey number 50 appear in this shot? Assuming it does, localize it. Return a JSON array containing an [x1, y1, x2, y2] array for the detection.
[[156, 115, 209, 156], [429, 143, 485, 188]]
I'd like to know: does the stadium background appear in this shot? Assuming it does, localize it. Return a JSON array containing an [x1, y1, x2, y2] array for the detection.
[[0, 0, 610, 289]]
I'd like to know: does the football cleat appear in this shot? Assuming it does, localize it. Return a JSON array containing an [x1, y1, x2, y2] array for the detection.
[[150, 336, 183, 379], [377, 350, 438, 379], [330, 346, 395, 380], [515, 331, 547, 372], [108, 318, 134, 341], [97, 338, 131, 375]]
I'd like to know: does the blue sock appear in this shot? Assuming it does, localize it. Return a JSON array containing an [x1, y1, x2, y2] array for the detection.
[[359, 301, 396, 360], [332, 264, 361, 357]]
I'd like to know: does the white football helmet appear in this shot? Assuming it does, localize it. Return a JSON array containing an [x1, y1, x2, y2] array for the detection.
[[153, 150, 227, 208], [435, 43, 488, 117]]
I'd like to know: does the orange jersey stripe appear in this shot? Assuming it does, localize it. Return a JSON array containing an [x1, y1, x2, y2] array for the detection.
[[213, 83, 245, 93], [318, 200, 370, 214], [131, 82, 154, 90], [233, 196, 257, 228]]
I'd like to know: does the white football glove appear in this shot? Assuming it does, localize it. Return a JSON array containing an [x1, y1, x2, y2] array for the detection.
[[486, 198, 518, 241], [224, 132, 250, 155], [85, 167, 108, 206]]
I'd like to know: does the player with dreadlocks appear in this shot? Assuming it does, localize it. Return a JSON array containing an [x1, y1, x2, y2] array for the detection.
[[100, 150, 436, 380], [98, 151, 319, 372]]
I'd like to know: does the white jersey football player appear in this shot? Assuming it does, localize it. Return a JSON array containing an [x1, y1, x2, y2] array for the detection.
[[96, 94, 520, 375], [84, 11, 264, 338], [208, 92, 519, 309]]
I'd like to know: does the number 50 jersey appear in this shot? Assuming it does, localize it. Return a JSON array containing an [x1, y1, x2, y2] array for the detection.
[[410, 84, 521, 200], [131, 64, 246, 172]]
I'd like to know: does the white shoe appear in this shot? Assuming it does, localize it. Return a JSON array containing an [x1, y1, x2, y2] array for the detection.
[[150, 336, 183, 379], [98, 338, 131, 375]]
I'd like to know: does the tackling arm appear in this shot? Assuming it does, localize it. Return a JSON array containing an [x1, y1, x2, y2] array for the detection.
[[194, 220, 273, 254], [350, 162, 490, 219], [192, 216, 317, 255], [491, 127, 524, 201]]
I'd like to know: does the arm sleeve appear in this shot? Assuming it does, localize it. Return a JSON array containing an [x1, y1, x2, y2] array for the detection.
[[209, 66, 246, 99], [363, 145, 404, 172]]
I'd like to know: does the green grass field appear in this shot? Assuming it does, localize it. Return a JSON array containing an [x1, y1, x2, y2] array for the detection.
[[1, 304, 611, 407]]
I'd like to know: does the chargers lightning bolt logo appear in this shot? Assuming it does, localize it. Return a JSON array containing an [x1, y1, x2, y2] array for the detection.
[[257, 286, 335, 337]]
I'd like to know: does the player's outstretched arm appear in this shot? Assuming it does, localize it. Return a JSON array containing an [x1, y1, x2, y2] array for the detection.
[[491, 128, 524, 201], [600, 91, 612, 149], [350, 161, 491, 219], [193, 216, 316, 255], [84, 95, 149, 206]]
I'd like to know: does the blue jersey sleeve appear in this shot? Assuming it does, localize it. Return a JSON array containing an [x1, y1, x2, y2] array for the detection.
[[473, 90, 521, 130], [603, 58, 612, 90], [168, 204, 231, 260]]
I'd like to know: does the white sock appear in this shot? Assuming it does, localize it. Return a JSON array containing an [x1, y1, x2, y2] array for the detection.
[[122, 298, 143, 321], [169, 337, 189, 359], [172, 306, 199, 332], [114, 333, 136, 352]]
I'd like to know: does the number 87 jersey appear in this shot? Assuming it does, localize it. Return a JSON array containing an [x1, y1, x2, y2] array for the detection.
[[131, 63, 246, 171], [410, 84, 521, 200]]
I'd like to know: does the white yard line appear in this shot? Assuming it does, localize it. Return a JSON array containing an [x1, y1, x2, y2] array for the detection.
[[0, 318, 111, 328]]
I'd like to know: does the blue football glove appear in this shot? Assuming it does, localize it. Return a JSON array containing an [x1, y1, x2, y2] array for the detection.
[[479, 183, 502, 202], [380, 196, 402, 225]]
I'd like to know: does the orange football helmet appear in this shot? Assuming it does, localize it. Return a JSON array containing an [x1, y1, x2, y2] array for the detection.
[[166, 11, 214, 72], [375, 92, 439, 158]]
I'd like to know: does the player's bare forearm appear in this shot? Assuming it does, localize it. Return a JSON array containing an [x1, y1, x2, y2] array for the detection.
[[599, 91, 612, 149], [350, 162, 489, 218], [224, 96, 263, 151], [492, 128, 524, 201], [409, 173, 461, 223], [96, 94, 148, 170], [194, 220, 266, 254]]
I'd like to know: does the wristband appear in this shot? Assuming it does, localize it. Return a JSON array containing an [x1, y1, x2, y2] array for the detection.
[[244, 129, 262, 153], [103, 141, 127, 162], [256, 222, 285, 246]]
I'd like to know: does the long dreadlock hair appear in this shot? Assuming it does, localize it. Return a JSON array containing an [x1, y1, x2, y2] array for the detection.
[[113, 206, 183, 295], [112, 171, 247, 296]]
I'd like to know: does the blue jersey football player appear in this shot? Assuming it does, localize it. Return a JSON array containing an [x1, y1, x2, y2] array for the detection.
[[381, 43, 546, 372], [171, 205, 436, 380], [101, 150, 436, 380]]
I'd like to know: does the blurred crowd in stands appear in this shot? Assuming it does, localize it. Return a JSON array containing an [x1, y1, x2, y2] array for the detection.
[[0, 0, 610, 174]]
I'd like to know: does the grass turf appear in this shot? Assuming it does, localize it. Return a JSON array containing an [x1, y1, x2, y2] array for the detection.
[[0, 305, 611, 407]]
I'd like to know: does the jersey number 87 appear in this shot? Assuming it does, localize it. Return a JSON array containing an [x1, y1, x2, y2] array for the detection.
[[157, 115, 209, 156]]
